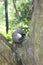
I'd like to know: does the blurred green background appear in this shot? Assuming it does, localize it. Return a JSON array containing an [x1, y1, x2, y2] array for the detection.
[[0, 0, 32, 44]]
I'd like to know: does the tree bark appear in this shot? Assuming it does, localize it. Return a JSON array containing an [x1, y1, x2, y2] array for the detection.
[[0, 0, 43, 65], [29, 0, 43, 65], [13, 0, 43, 65], [0, 34, 15, 65]]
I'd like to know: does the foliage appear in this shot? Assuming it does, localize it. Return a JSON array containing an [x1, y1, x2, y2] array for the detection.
[[0, 0, 32, 44], [8, 0, 32, 34]]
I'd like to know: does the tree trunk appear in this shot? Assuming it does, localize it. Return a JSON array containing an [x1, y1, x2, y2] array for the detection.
[[14, 0, 43, 65], [0, 34, 15, 65], [0, 0, 43, 65], [29, 0, 43, 65]]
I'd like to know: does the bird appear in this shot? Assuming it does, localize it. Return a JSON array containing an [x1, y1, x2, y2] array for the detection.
[[12, 29, 25, 44]]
